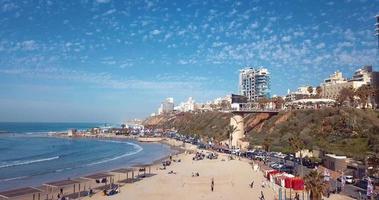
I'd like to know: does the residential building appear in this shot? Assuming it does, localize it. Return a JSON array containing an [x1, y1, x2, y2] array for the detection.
[[158, 97, 174, 114], [321, 66, 379, 107], [321, 70, 365, 100], [239, 67, 271, 102], [286, 86, 315, 101], [175, 97, 196, 112]]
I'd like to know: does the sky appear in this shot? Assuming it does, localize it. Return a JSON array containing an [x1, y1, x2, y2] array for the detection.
[[0, 0, 378, 123]]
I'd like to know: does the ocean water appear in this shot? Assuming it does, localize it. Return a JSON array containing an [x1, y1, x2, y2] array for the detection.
[[0, 122, 172, 191]]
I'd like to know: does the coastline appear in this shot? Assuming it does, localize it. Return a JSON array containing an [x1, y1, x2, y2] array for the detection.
[[0, 136, 353, 200], [0, 134, 176, 193]]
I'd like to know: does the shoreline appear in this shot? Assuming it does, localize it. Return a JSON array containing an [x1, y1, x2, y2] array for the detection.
[[0, 135, 177, 193], [0, 136, 353, 200]]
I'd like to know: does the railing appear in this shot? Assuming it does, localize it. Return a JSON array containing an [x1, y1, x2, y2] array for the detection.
[[228, 107, 281, 113]]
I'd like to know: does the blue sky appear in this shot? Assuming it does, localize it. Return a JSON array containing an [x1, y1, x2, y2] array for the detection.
[[0, 0, 378, 122]]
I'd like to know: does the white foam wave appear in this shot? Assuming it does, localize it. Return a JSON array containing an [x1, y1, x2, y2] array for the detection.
[[0, 156, 60, 169], [0, 176, 28, 182], [86, 142, 143, 166]]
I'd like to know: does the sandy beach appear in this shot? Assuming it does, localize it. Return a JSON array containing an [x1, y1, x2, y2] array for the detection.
[[81, 138, 352, 200]]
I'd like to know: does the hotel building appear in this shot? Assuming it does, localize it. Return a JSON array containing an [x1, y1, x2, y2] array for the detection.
[[239, 67, 271, 102]]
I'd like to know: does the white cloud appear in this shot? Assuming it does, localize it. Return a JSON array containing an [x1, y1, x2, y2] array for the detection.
[[151, 29, 161, 35], [281, 36, 291, 42], [315, 42, 325, 49], [96, 0, 111, 3], [19, 40, 39, 51]]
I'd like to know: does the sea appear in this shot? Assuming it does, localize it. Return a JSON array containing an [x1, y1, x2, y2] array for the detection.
[[0, 122, 173, 191]]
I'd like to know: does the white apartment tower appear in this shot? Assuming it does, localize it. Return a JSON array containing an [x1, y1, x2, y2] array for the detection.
[[239, 67, 271, 102]]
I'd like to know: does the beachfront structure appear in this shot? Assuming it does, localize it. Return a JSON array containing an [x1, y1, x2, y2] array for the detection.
[[320, 70, 366, 100], [321, 66, 379, 108], [158, 97, 174, 115], [239, 67, 270, 102], [285, 86, 315, 102], [0, 187, 42, 200], [323, 154, 347, 172], [175, 97, 196, 112]]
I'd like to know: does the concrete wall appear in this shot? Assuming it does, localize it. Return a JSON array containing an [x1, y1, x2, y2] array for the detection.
[[230, 114, 245, 148]]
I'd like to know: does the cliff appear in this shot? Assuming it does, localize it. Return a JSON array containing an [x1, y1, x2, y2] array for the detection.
[[143, 108, 379, 160]]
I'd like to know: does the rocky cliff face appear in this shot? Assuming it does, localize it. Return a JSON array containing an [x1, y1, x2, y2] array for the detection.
[[144, 108, 379, 159]]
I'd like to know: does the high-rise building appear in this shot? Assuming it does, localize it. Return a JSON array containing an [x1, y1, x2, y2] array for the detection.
[[239, 67, 270, 102], [158, 97, 174, 114]]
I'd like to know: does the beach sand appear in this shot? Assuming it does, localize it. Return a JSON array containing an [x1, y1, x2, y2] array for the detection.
[[81, 139, 352, 200]]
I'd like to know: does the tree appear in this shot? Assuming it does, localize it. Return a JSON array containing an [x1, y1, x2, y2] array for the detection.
[[289, 135, 305, 177], [304, 170, 327, 200], [337, 87, 355, 107], [225, 125, 238, 149], [316, 86, 322, 98], [121, 124, 126, 129], [263, 137, 273, 152], [220, 100, 231, 111], [355, 84, 374, 109], [272, 96, 284, 109], [258, 97, 269, 109], [307, 86, 314, 98]]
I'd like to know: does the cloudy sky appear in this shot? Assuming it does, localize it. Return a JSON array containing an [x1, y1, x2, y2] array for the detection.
[[0, 0, 378, 122]]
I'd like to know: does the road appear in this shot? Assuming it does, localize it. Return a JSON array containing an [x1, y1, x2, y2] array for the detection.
[[266, 156, 369, 199]]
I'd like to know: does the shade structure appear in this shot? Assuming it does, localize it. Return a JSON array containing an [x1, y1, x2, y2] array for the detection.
[[43, 178, 90, 200], [83, 172, 114, 180], [133, 164, 152, 177], [0, 187, 42, 200], [110, 168, 136, 182]]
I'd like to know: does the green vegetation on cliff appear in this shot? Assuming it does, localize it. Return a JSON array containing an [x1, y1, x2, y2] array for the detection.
[[144, 108, 379, 160], [248, 108, 379, 160], [143, 112, 232, 141]]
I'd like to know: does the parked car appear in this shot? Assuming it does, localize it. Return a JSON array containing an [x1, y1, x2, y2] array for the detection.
[[337, 175, 355, 184]]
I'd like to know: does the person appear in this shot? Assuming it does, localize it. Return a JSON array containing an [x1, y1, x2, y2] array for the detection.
[[261, 180, 265, 188], [250, 181, 254, 188], [260, 191, 265, 200], [211, 178, 214, 192]]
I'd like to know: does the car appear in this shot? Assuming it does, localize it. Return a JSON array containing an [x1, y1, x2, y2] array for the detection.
[[345, 175, 355, 184], [337, 175, 355, 184]]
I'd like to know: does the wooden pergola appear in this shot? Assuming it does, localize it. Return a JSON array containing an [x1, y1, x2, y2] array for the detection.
[[133, 164, 152, 178], [43, 178, 90, 200], [0, 187, 42, 200], [110, 168, 135, 183], [83, 172, 115, 191]]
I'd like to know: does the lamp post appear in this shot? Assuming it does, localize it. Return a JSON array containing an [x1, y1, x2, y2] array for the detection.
[[376, 14, 379, 53]]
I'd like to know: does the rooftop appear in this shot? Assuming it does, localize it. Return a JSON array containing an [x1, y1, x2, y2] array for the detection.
[[83, 172, 114, 180], [44, 178, 88, 187], [111, 168, 134, 174], [0, 187, 42, 199]]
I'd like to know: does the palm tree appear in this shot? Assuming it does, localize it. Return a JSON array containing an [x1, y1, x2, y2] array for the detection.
[[225, 125, 238, 149], [304, 170, 327, 200], [316, 86, 322, 98], [121, 124, 126, 129], [263, 137, 273, 152], [307, 86, 314, 98], [272, 96, 284, 109], [289, 135, 305, 177], [355, 84, 374, 109], [337, 87, 355, 107], [258, 97, 269, 110]]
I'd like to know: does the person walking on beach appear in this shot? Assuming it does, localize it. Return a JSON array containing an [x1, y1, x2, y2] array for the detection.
[[260, 191, 265, 200], [211, 177, 214, 192], [250, 180, 254, 188]]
